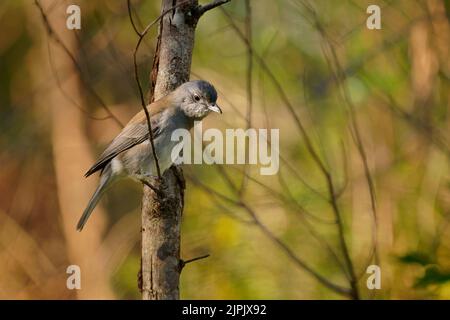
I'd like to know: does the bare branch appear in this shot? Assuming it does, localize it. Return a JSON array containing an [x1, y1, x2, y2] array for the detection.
[[34, 0, 124, 128], [239, 0, 253, 196], [197, 0, 231, 16], [220, 7, 330, 178], [127, 0, 200, 180], [179, 254, 210, 271], [45, 42, 111, 121], [240, 202, 352, 297], [297, 0, 379, 298], [127, 0, 141, 37], [188, 168, 352, 297], [221, 5, 361, 299]]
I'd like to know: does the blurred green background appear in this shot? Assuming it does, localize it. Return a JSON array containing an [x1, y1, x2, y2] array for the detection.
[[0, 0, 449, 299]]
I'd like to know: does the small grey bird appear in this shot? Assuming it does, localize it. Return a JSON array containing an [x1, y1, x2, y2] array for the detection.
[[77, 80, 221, 231]]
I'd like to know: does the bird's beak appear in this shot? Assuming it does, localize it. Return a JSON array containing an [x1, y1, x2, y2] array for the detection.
[[208, 103, 222, 114]]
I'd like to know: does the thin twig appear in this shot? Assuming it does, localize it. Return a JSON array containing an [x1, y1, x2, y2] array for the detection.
[[188, 173, 351, 296], [239, 0, 253, 196], [220, 7, 330, 178], [128, 0, 203, 180], [127, 0, 141, 37], [297, 0, 377, 298], [34, 0, 124, 128], [197, 0, 231, 16], [221, 5, 360, 298], [46, 41, 111, 121], [316, 11, 378, 281], [127, 0, 188, 179], [240, 202, 352, 297], [179, 254, 210, 271], [187, 173, 254, 224], [225, 165, 335, 224]]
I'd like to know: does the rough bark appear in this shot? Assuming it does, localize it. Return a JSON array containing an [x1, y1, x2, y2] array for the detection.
[[141, 0, 198, 300]]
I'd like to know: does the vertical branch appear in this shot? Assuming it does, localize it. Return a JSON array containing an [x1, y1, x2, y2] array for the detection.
[[239, 0, 253, 195], [244, 0, 253, 129], [138, 0, 230, 300], [141, 0, 196, 300], [318, 15, 379, 285], [221, 7, 361, 299]]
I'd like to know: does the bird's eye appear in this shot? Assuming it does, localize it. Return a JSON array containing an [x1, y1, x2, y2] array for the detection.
[[193, 94, 200, 102]]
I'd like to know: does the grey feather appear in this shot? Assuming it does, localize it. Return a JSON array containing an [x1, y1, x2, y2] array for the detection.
[[85, 115, 162, 177], [77, 165, 115, 231], [79, 80, 220, 231]]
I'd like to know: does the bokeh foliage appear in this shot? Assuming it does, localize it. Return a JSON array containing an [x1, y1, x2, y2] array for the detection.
[[0, 0, 449, 299]]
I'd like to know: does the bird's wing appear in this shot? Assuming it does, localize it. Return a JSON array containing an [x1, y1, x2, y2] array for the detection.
[[85, 103, 166, 177]]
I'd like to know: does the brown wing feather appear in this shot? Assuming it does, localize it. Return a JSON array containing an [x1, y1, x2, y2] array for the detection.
[[85, 99, 168, 177]]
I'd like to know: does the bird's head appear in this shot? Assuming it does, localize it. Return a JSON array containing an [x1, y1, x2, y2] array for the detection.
[[176, 80, 222, 119]]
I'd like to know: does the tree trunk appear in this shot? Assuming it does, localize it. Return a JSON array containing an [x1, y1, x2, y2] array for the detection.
[[141, 0, 198, 300]]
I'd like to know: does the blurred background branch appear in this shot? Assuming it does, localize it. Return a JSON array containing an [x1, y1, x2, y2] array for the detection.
[[0, 0, 449, 299]]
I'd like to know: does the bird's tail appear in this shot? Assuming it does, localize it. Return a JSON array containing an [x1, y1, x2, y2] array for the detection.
[[77, 167, 114, 231]]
